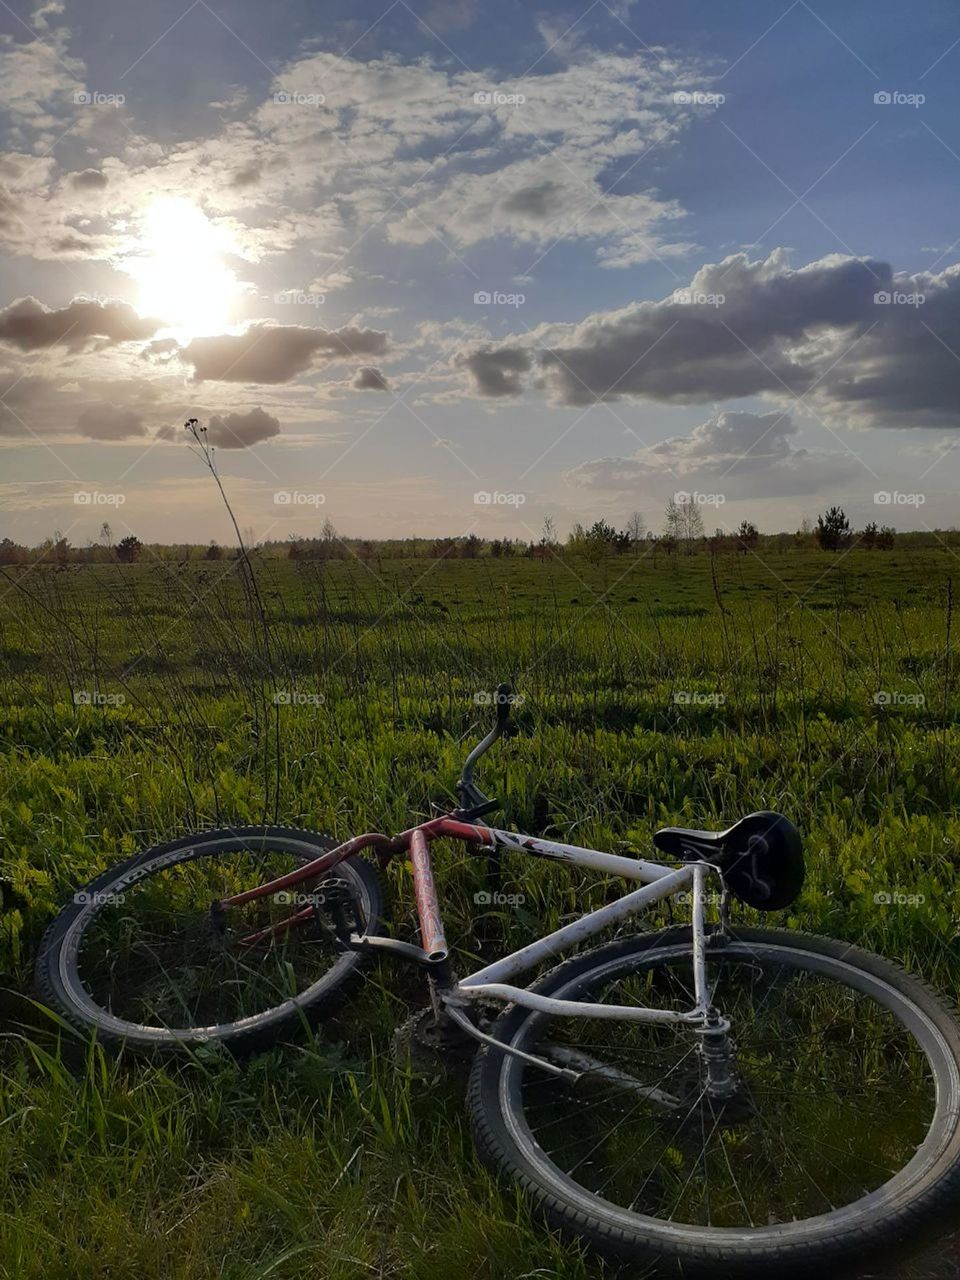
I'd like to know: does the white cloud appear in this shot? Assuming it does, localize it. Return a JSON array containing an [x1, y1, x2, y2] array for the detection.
[[565, 410, 861, 498]]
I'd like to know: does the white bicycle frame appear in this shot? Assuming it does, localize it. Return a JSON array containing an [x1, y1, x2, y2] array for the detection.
[[447, 830, 717, 1028]]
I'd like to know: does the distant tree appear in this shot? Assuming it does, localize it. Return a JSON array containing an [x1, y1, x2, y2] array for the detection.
[[0, 537, 25, 565], [794, 516, 815, 549], [460, 533, 482, 559], [736, 520, 759, 552], [99, 521, 113, 549], [666, 497, 704, 549], [663, 497, 684, 542], [52, 531, 71, 565], [626, 511, 646, 543], [430, 537, 458, 559], [587, 518, 617, 544], [204, 541, 224, 560], [860, 521, 879, 549], [815, 506, 851, 551], [115, 534, 142, 563], [680, 501, 705, 546], [877, 524, 896, 549], [540, 514, 558, 548]]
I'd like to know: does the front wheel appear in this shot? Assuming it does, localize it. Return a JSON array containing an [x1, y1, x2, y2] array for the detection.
[[468, 926, 960, 1274], [35, 825, 386, 1055]]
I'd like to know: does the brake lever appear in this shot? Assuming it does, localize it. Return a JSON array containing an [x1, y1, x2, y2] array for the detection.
[[452, 798, 501, 821]]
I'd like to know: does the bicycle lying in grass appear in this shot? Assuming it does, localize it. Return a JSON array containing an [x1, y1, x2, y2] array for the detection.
[[37, 686, 960, 1274]]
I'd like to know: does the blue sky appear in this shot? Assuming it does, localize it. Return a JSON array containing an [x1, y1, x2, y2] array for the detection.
[[2, 0, 960, 545]]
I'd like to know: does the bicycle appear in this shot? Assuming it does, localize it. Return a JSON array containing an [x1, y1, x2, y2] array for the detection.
[[36, 684, 960, 1274]]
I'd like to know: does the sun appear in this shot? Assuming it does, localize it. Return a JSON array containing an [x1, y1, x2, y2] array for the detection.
[[127, 197, 241, 339]]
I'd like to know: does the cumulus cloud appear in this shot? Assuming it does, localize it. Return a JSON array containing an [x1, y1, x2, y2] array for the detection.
[[205, 406, 280, 448], [180, 323, 389, 383], [0, 295, 160, 351], [456, 251, 960, 430], [566, 410, 860, 498], [69, 168, 108, 189], [0, 372, 168, 440], [154, 407, 281, 448], [352, 366, 389, 391], [455, 345, 533, 397], [77, 403, 145, 439]]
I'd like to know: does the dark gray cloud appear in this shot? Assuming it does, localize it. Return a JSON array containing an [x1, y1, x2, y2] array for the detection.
[[0, 295, 161, 351], [352, 365, 389, 391], [456, 252, 960, 430], [206, 406, 281, 448], [77, 403, 145, 439], [535, 253, 884, 405], [181, 322, 389, 383], [500, 180, 566, 221], [70, 169, 108, 190], [455, 345, 533, 397], [155, 407, 281, 448]]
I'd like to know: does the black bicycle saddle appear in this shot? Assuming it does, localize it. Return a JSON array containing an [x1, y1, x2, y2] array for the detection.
[[653, 811, 804, 910]]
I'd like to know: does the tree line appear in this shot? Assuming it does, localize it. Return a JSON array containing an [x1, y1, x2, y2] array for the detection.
[[0, 505, 931, 568]]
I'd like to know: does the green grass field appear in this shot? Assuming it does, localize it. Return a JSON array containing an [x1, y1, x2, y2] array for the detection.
[[1, 546, 959, 1278]]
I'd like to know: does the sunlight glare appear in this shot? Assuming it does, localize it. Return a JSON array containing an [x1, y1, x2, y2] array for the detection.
[[128, 197, 241, 339]]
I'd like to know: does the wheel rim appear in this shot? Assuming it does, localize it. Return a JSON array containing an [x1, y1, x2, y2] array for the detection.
[[497, 935, 960, 1243], [58, 841, 373, 1039]]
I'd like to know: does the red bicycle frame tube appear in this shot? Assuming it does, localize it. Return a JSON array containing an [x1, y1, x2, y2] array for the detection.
[[221, 817, 492, 956]]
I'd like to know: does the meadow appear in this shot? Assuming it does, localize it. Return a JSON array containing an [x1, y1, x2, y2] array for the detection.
[[1, 542, 959, 1278]]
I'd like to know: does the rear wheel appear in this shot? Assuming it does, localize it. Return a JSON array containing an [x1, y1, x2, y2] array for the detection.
[[468, 926, 960, 1274], [35, 825, 386, 1055]]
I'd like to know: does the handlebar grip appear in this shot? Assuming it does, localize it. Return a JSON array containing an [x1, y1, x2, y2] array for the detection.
[[495, 682, 512, 728]]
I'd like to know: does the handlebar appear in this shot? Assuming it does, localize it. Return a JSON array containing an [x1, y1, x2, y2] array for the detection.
[[495, 681, 513, 729], [456, 681, 514, 810]]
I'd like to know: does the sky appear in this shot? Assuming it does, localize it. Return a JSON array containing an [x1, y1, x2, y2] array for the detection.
[[2, 0, 960, 546]]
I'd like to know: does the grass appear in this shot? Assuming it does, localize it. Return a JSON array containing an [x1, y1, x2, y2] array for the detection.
[[1, 545, 959, 1277]]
